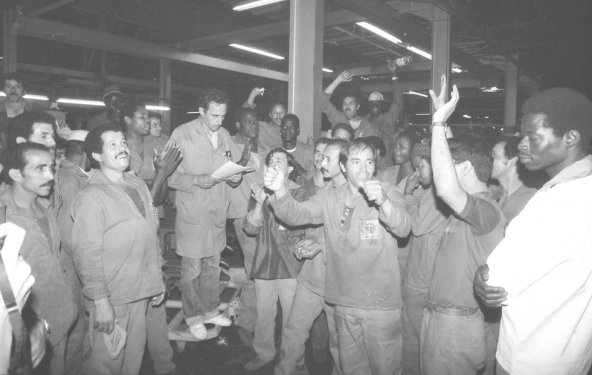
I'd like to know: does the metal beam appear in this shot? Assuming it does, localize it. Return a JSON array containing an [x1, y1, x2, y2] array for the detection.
[[159, 59, 172, 134], [27, 0, 79, 17], [177, 9, 364, 51], [430, 6, 451, 102], [18, 17, 289, 82], [2, 10, 18, 74], [17, 63, 204, 94], [288, 0, 324, 143], [504, 62, 518, 127]]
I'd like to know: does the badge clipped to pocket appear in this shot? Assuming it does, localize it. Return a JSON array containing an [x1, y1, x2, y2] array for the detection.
[[359, 219, 381, 240]]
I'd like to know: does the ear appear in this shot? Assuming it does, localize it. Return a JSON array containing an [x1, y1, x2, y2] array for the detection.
[[16, 136, 26, 144], [91, 152, 102, 165], [198, 107, 205, 117], [564, 130, 581, 148], [123, 115, 132, 125], [8, 169, 23, 182]]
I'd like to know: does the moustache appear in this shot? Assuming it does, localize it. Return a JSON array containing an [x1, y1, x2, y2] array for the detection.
[[116, 151, 129, 158]]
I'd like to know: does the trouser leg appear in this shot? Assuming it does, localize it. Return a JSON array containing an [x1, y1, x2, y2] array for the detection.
[[181, 253, 221, 326], [83, 299, 149, 375], [334, 305, 371, 375], [253, 279, 279, 361], [419, 308, 486, 375], [234, 219, 257, 332], [363, 308, 402, 375], [324, 303, 343, 375], [146, 302, 175, 374], [401, 284, 426, 375], [274, 283, 322, 375]]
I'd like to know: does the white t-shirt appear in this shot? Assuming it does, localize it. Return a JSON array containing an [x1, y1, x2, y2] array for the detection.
[[487, 156, 592, 375]]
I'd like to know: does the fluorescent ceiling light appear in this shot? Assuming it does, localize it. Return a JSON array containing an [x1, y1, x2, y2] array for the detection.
[[322, 67, 334, 73], [356, 22, 403, 45], [229, 43, 284, 60], [415, 113, 431, 116], [404, 91, 428, 98], [406, 46, 432, 60], [452, 63, 463, 73], [463, 114, 472, 119], [57, 98, 105, 106], [187, 111, 200, 114], [481, 86, 504, 93], [233, 0, 285, 11], [146, 105, 170, 111], [0, 92, 49, 101]]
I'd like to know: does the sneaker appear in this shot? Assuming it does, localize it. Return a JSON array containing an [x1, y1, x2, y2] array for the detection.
[[189, 323, 207, 340], [244, 357, 272, 372], [205, 314, 231, 327]]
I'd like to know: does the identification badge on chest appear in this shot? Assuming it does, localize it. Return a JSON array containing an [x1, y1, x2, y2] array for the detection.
[[360, 219, 381, 240]]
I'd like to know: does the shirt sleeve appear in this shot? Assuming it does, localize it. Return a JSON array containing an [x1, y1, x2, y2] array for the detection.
[[457, 194, 502, 235], [270, 191, 324, 227], [380, 186, 411, 237], [321, 94, 346, 126], [167, 130, 196, 193], [71, 190, 109, 301]]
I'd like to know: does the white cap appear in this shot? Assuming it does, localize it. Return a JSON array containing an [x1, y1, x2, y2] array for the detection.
[[368, 92, 384, 102], [67, 130, 89, 142]]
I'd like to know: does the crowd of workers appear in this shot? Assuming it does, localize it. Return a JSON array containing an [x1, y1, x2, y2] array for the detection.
[[0, 58, 592, 375]]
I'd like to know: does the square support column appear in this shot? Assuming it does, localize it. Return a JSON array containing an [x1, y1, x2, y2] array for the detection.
[[430, 7, 451, 107], [159, 59, 172, 134], [504, 62, 518, 127], [288, 0, 324, 143], [2, 10, 18, 74]]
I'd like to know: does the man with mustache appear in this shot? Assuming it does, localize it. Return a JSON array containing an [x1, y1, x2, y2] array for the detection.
[[323, 71, 379, 138], [1, 142, 76, 374], [475, 88, 592, 375], [71, 122, 165, 374], [243, 87, 286, 150], [0, 73, 32, 161], [265, 138, 411, 375], [8, 111, 57, 157]]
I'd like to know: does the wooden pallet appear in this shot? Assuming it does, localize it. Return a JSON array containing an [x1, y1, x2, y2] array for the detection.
[[165, 277, 242, 352]]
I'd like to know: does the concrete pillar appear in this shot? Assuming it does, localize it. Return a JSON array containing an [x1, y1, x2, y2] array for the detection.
[[430, 6, 451, 108], [504, 62, 518, 127], [2, 10, 18, 74], [159, 59, 172, 134], [288, 0, 324, 143]]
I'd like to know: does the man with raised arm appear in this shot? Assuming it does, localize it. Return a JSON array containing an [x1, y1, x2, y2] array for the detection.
[[323, 72, 378, 138], [420, 77, 505, 375], [243, 87, 285, 150], [265, 138, 410, 375]]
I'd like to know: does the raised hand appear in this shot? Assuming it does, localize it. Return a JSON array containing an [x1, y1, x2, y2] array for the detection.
[[429, 75, 460, 124], [250, 183, 267, 204], [154, 140, 182, 177], [339, 70, 354, 83]]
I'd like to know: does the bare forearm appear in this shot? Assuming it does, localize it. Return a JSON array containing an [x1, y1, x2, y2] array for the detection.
[[431, 124, 466, 212]]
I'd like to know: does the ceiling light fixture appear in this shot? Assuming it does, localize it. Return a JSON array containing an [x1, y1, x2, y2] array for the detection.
[[229, 43, 284, 60], [0, 92, 49, 101], [57, 98, 105, 106], [233, 0, 285, 12], [356, 22, 403, 45], [463, 114, 472, 119], [404, 91, 428, 98], [146, 105, 170, 111], [406, 46, 432, 60], [322, 67, 334, 73]]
